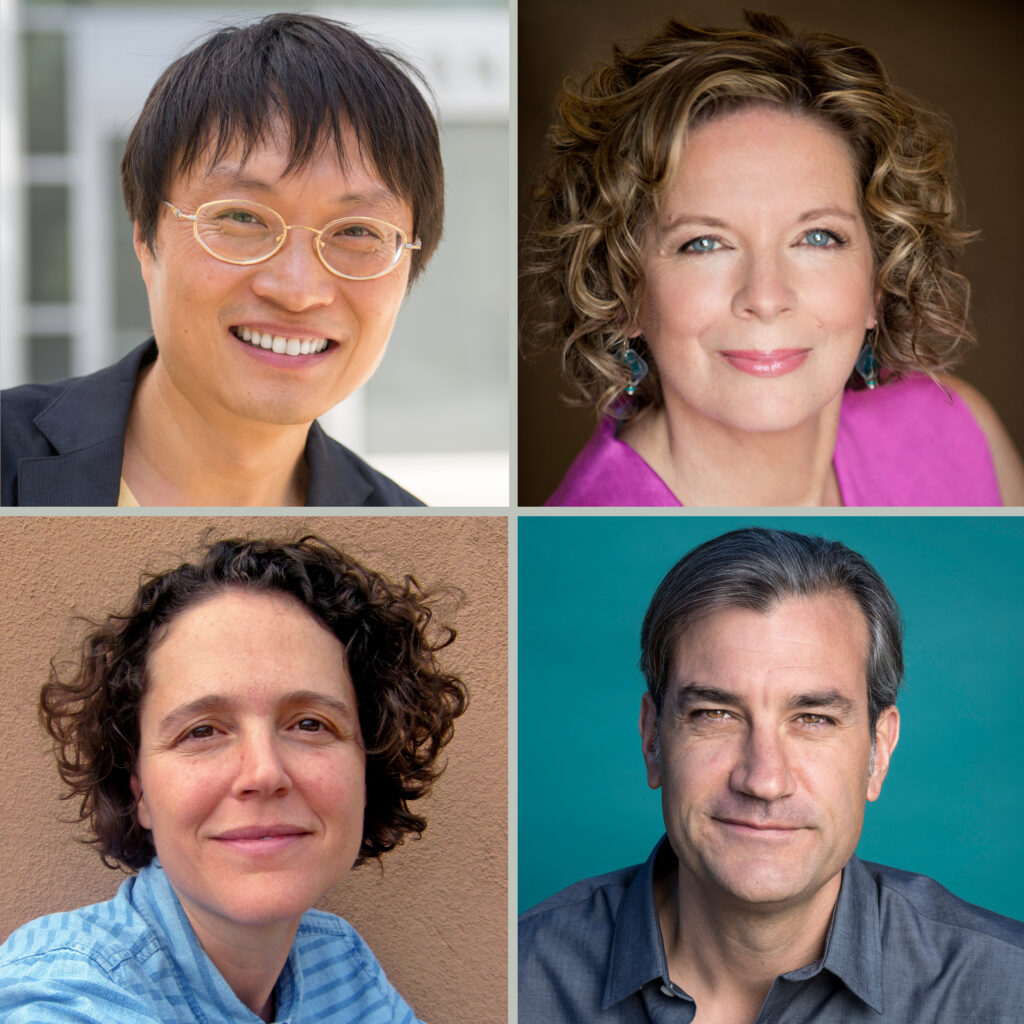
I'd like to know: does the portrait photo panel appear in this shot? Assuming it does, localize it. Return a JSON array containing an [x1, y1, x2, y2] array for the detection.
[[518, 513, 1024, 922], [0, 514, 507, 1024]]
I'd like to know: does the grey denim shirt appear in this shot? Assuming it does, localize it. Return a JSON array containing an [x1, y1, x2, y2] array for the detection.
[[519, 836, 1024, 1023]]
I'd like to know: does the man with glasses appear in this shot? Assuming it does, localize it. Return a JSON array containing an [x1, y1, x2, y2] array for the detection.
[[2, 13, 441, 506]]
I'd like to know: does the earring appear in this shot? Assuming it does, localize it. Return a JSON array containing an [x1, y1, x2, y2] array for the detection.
[[856, 331, 880, 390], [621, 344, 649, 396]]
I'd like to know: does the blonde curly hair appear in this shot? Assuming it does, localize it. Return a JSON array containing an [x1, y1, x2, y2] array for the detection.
[[521, 12, 976, 417]]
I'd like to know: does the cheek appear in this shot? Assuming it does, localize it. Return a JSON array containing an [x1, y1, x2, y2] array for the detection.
[[641, 268, 734, 357], [302, 748, 366, 808], [809, 262, 876, 330], [139, 760, 227, 834]]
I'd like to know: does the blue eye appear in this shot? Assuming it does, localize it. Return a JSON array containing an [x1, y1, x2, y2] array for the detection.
[[681, 236, 721, 254], [803, 229, 841, 248]]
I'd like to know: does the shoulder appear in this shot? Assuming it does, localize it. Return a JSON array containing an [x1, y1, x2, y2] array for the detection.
[[2, 376, 71, 451], [547, 415, 679, 507], [306, 426, 425, 507], [293, 910, 418, 1022], [865, 860, 1024, 976], [519, 862, 643, 945], [0, 883, 162, 1023], [836, 375, 1005, 505], [940, 375, 1024, 505]]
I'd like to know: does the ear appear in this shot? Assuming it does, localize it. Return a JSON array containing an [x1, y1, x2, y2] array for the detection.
[[866, 705, 900, 802], [866, 289, 881, 331], [133, 222, 155, 289], [639, 693, 662, 790], [130, 773, 152, 830]]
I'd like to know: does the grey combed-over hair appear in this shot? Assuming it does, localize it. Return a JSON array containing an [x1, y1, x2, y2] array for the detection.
[[640, 527, 903, 730]]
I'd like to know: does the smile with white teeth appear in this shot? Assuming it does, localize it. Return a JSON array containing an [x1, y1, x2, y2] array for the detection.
[[232, 326, 329, 356]]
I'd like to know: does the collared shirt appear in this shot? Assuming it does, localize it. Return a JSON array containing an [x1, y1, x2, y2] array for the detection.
[[0, 862, 422, 1023], [519, 837, 1024, 1023], [0, 339, 424, 507]]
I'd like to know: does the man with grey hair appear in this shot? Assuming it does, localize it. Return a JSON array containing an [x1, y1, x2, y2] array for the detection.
[[519, 527, 1024, 1023]]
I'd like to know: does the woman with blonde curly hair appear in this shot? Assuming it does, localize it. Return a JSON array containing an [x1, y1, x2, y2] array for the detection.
[[523, 12, 1024, 506], [0, 536, 467, 1023]]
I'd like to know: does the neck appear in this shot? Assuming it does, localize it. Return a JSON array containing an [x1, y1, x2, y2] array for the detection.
[[123, 359, 310, 506], [621, 397, 844, 506], [179, 899, 299, 1022], [654, 862, 841, 1022]]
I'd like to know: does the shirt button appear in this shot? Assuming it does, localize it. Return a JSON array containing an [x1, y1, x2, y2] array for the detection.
[[660, 983, 675, 998]]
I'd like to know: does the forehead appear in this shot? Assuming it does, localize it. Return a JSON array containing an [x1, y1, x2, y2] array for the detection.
[[173, 127, 411, 220], [662, 105, 862, 213], [669, 593, 869, 700], [144, 589, 351, 705]]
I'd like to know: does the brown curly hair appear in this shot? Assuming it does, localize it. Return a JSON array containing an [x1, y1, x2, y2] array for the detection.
[[522, 11, 977, 417], [39, 536, 468, 871]]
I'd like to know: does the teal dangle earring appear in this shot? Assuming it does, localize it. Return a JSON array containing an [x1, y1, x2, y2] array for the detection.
[[621, 344, 648, 396], [856, 330, 880, 390]]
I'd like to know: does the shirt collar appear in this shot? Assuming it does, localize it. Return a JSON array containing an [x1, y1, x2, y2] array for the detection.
[[602, 838, 884, 1015], [785, 855, 884, 1013], [603, 838, 674, 1009], [130, 861, 306, 1022]]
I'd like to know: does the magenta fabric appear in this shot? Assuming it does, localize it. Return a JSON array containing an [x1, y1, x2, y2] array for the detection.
[[545, 375, 1002, 507]]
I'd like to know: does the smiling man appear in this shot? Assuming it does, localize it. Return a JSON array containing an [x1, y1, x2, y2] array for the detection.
[[518, 527, 1024, 1023], [1, 14, 442, 506]]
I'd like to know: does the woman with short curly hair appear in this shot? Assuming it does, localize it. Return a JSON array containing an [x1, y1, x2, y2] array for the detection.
[[0, 536, 467, 1023], [523, 12, 1024, 506]]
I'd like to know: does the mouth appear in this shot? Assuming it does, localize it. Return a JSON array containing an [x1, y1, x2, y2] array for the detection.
[[215, 824, 312, 841], [715, 817, 803, 836], [212, 824, 313, 856], [719, 348, 810, 378], [231, 326, 331, 357]]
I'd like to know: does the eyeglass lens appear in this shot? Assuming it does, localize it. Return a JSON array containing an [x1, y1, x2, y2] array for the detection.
[[194, 200, 405, 278]]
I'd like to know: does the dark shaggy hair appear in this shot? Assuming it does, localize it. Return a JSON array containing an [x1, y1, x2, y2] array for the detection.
[[523, 12, 976, 415], [641, 527, 903, 731], [39, 536, 468, 871], [121, 13, 444, 282]]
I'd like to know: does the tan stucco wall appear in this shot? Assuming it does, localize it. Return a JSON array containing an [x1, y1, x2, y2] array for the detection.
[[0, 515, 507, 1024]]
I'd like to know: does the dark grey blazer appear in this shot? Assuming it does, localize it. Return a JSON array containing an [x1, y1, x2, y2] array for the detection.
[[1, 340, 423, 507]]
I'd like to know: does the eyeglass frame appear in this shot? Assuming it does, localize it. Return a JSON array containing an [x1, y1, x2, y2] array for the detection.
[[161, 199, 422, 281]]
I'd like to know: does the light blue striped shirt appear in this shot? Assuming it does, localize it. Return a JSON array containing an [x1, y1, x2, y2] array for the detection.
[[0, 862, 423, 1023]]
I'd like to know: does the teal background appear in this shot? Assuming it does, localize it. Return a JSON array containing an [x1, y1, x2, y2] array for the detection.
[[518, 515, 1024, 920]]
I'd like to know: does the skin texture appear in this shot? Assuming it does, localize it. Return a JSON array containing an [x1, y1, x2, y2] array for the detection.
[[124, 128, 414, 505], [130, 590, 366, 1019], [622, 106, 878, 506], [639, 594, 899, 1021]]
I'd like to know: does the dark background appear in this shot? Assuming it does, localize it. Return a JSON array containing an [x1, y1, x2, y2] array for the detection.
[[518, 0, 1024, 505]]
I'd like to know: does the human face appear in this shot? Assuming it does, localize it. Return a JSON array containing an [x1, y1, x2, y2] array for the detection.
[[640, 594, 899, 912], [131, 590, 366, 934], [636, 106, 877, 435], [135, 130, 414, 428]]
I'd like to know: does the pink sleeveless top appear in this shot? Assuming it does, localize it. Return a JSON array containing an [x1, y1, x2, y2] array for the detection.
[[546, 376, 1002, 507]]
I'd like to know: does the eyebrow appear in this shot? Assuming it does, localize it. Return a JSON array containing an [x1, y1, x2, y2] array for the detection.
[[199, 167, 401, 210], [157, 690, 358, 737], [661, 205, 858, 231], [672, 683, 858, 717]]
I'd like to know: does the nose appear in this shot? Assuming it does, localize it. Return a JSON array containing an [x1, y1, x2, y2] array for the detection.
[[731, 250, 796, 323], [230, 729, 293, 799], [249, 226, 337, 312], [729, 724, 795, 803]]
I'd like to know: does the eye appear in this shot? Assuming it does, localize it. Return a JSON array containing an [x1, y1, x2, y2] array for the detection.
[[294, 717, 330, 733], [184, 723, 217, 741], [801, 228, 843, 248], [797, 713, 834, 727], [695, 708, 732, 722], [680, 235, 722, 254]]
